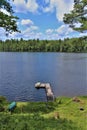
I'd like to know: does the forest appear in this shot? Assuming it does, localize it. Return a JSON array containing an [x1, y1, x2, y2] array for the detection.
[[0, 36, 87, 52]]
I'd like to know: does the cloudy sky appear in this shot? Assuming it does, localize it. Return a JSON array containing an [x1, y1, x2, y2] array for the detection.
[[0, 0, 87, 40]]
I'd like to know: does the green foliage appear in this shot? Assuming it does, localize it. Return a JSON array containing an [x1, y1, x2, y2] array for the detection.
[[0, 0, 19, 34], [63, 0, 87, 32], [0, 37, 87, 52], [0, 96, 7, 103], [0, 113, 82, 130], [0, 96, 8, 112], [0, 96, 87, 130], [14, 102, 56, 114]]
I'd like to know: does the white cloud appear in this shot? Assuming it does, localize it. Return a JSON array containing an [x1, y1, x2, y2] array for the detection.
[[74, 23, 82, 28], [30, 26, 39, 31], [43, 0, 74, 21], [9, 24, 74, 40], [14, 0, 26, 5], [13, 0, 26, 12], [45, 25, 73, 37], [79, 32, 87, 37], [46, 29, 54, 34], [0, 28, 10, 41], [45, 33, 59, 40], [13, 0, 74, 17], [45, 0, 50, 4], [23, 25, 39, 35], [55, 25, 73, 35], [9, 25, 39, 39], [9, 29, 42, 40], [13, 0, 39, 13], [0, 28, 5, 36], [44, 24, 74, 40], [21, 19, 34, 26], [20, 18, 39, 33], [26, 0, 39, 13]]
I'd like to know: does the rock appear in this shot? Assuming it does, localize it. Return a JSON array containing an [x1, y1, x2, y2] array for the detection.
[[72, 97, 80, 102]]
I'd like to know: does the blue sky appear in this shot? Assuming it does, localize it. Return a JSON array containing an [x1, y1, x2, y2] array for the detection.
[[0, 0, 87, 40]]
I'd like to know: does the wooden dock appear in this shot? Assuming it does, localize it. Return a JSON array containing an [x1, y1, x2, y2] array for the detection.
[[35, 82, 54, 101]]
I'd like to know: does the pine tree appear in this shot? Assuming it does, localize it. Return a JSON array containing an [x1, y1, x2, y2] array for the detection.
[[0, 0, 19, 34], [63, 0, 87, 32]]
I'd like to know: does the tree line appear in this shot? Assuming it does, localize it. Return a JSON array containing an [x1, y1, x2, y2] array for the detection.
[[0, 36, 87, 52]]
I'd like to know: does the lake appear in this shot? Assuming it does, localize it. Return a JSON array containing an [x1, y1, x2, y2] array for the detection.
[[0, 52, 87, 101]]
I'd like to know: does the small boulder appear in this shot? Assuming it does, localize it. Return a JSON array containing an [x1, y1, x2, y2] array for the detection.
[[72, 97, 80, 102]]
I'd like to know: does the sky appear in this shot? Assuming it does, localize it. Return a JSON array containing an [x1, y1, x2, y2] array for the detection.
[[0, 0, 87, 40]]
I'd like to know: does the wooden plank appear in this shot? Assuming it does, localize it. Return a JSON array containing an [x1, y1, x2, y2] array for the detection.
[[35, 82, 54, 101]]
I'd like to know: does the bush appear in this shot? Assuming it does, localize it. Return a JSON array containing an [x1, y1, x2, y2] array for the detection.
[[0, 104, 5, 112], [0, 96, 7, 103], [0, 113, 81, 130]]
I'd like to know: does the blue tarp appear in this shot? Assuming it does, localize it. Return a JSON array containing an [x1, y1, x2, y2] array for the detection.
[[8, 102, 16, 111]]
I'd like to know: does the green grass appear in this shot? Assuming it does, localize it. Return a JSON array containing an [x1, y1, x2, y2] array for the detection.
[[0, 96, 87, 130]]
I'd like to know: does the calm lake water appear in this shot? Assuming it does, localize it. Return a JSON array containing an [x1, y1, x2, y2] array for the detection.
[[0, 52, 87, 101]]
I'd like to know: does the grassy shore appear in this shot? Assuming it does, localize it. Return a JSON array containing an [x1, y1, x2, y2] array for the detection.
[[0, 96, 87, 130]]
